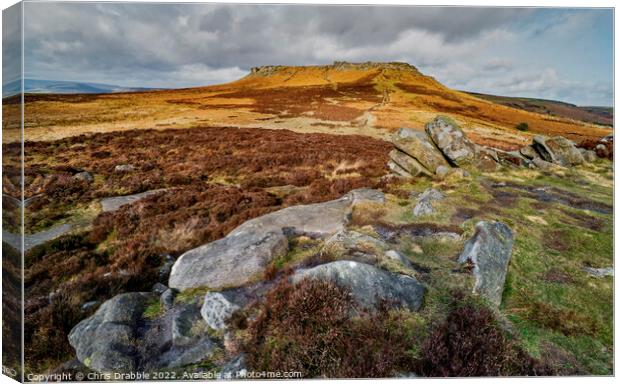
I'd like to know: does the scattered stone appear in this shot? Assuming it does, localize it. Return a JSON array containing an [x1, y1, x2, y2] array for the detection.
[[291, 260, 425, 311], [80, 301, 99, 312], [458, 221, 514, 307], [392, 127, 449, 173], [114, 164, 135, 173], [169, 189, 385, 290], [435, 165, 451, 178], [412, 188, 445, 217], [152, 283, 168, 295], [160, 289, 176, 310], [583, 267, 613, 278], [425, 116, 476, 166], [69, 292, 157, 373], [389, 149, 432, 177], [384, 250, 412, 268], [201, 292, 241, 331], [73, 171, 94, 183], [595, 144, 609, 158]]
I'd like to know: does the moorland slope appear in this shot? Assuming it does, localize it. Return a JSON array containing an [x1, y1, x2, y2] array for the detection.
[[4, 62, 611, 148]]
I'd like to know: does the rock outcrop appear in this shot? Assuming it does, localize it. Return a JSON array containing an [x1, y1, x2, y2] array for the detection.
[[392, 128, 448, 174], [169, 189, 385, 290], [201, 292, 241, 331], [425, 116, 476, 166], [291, 260, 425, 311], [386, 115, 605, 180], [458, 221, 514, 307]]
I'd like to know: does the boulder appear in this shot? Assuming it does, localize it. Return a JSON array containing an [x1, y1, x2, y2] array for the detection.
[[388, 149, 432, 177], [169, 189, 385, 290], [392, 128, 449, 173], [73, 171, 94, 183], [412, 188, 445, 217], [532, 136, 584, 166], [200, 292, 241, 331], [425, 116, 476, 166], [291, 260, 425, 311], [68, 292, 157, 373], [458, 221, 514, 307]]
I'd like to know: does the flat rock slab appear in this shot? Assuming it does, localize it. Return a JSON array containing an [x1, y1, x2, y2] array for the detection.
[[292, 260, 424, 311], [169, 189, 385, 291], [100, 189, 167, 212], [458, 221, 514, 307]]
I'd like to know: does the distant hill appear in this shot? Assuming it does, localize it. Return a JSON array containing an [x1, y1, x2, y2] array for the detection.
[[6, 62, 612, 147], [2, 79, 158, 96], [466, 91, 613, 127]]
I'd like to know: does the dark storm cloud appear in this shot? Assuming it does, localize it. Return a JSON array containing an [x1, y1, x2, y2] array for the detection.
[[13, 2, 614, 105], [22, 3, 527, 79]]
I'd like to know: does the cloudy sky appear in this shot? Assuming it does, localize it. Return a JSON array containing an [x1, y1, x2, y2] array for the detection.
[[6, 2, 615, 106]]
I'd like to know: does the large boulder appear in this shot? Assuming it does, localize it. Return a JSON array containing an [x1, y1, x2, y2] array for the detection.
[[425, 116, 476, 166], [169, 189, 385, 290], [392, 128, 449, 173], [68, 292, 157, 373], [458, 221, 514, 307], [291, 260, 425, 311], [532, 136, 584, 166], [388, 149, 432, 177]]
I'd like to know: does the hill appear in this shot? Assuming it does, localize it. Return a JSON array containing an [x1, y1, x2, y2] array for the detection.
[[2, 79, 158, 97], [4, 61, 612, 148], [466, 91, 613, 127]]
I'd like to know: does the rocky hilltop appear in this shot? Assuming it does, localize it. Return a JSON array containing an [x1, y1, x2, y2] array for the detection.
[[248, 61, 421, 76]]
